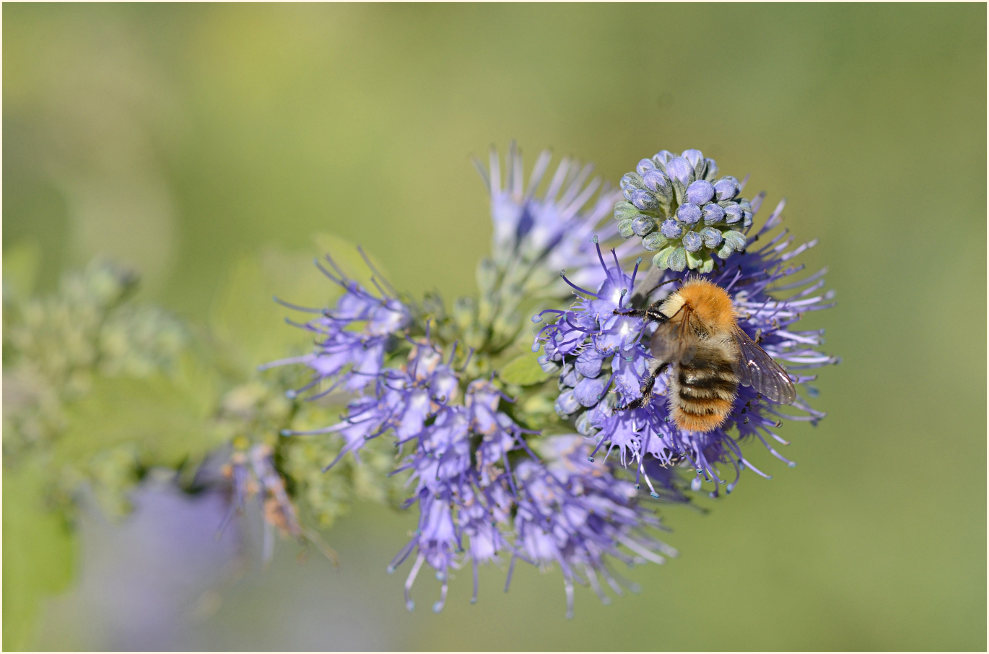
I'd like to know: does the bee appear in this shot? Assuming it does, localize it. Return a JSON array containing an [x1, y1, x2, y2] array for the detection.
[[616, 277, 796, 433]]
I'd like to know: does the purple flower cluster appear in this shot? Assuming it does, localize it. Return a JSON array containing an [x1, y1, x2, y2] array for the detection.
[[476, 142, 630, 290], [268, 144, 836, 615], [263, 253, 411, 398], [272, 252, 674, 616], [536, 197, 837, 496]]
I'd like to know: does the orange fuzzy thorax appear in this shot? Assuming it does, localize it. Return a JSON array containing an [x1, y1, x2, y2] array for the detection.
[[674, 278, 736, 330]]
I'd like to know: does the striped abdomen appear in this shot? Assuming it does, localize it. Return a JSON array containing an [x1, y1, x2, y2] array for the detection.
[[668, 345, 740, 433]]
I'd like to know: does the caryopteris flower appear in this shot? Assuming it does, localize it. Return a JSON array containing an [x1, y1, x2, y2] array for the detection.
[[268, 143, 834, 615], [512, 435, 677, 618], [476, 142, 624, 291], [614, 148, 755, 273], [271, 264, 676, 614]]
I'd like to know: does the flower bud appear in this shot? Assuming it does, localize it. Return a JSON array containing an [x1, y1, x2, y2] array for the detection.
[[723, 203, 743, 224], [714, 176, 740, 201], [686, 180, 715, 205], [702, 204, 725, 225], [636, 158, 657, 175], [642, 232, 666, 251], [660, 219, 683, 239], [682, 231, 703, 253], [664, 157, 693, 185], [700, 226, 723, 248], [631, 215, 656, 237], [628, 189, 659, 211], [676, 203, 702, 225]]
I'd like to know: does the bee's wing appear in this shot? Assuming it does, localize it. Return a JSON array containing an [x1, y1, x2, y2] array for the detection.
[[731, 326, 797, 404], [649, 314, 696, 364]]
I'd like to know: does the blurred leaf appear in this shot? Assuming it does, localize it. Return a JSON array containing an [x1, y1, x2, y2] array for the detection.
[[57, 353, 222, 469], [2, 459, 77, 650], [2, 239, 42, 299], [208, 233, 392, 368], [499, 351, 552, 387]]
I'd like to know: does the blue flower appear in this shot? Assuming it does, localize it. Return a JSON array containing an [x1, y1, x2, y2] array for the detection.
[[267, 143, 835, 617], [272, 257, 679, 615], [536, 198, 837, 497], [511, 435, 677, 618], [476, 142, 627, 291], [263, 252, 411, 398]]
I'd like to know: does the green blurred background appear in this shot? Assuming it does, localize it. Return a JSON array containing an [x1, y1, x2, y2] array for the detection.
[[3, 3, 986, 650]]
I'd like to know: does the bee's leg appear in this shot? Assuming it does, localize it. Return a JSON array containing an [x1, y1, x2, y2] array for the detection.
[[644, 303, 669, 324], [614, 299, 669, 323], [624, 362, 669, 410]]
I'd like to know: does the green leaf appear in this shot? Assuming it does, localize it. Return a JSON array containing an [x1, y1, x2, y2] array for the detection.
[[2, 239, 42, 299], [499, 352, 552, 386], [2, 459, 77, 651], [57, 357, 222, 469]]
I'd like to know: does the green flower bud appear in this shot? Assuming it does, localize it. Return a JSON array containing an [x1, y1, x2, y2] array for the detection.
[[641, 232, 667, 251]]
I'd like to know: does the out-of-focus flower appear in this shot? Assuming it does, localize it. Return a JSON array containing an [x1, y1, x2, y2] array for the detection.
[[477, 142, 624, 290], [2, 260, 194, 515], [456, 145, 628, 356], [512, 435, 677, 618]]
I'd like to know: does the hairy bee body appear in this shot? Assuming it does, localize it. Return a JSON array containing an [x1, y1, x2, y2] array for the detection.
[[666, 338, 740, 432], [653, 280, 741, 432], [622, 277, 796, 434]]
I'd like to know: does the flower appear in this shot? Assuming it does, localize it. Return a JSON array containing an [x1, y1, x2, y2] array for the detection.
[[614, 149, 755, 273], [267, 143, 835, 616], [536, 196, 836, 497], [476, 142, 625, 291], [262, 251, 411, 399], [511, 435, 677, 618], [270, 252, 678, 615]]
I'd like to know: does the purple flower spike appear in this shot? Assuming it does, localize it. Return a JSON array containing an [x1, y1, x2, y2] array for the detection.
[[511, 435, 677, 618], [266, 143, 836, 619], [477, 143, 625, 290]]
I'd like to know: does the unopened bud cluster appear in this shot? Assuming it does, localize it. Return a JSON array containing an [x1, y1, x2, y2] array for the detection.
[[614, 148, 754, 272]]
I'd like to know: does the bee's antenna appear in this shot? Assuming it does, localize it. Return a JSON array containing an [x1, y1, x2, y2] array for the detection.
[[648, 277, 682, 295]]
